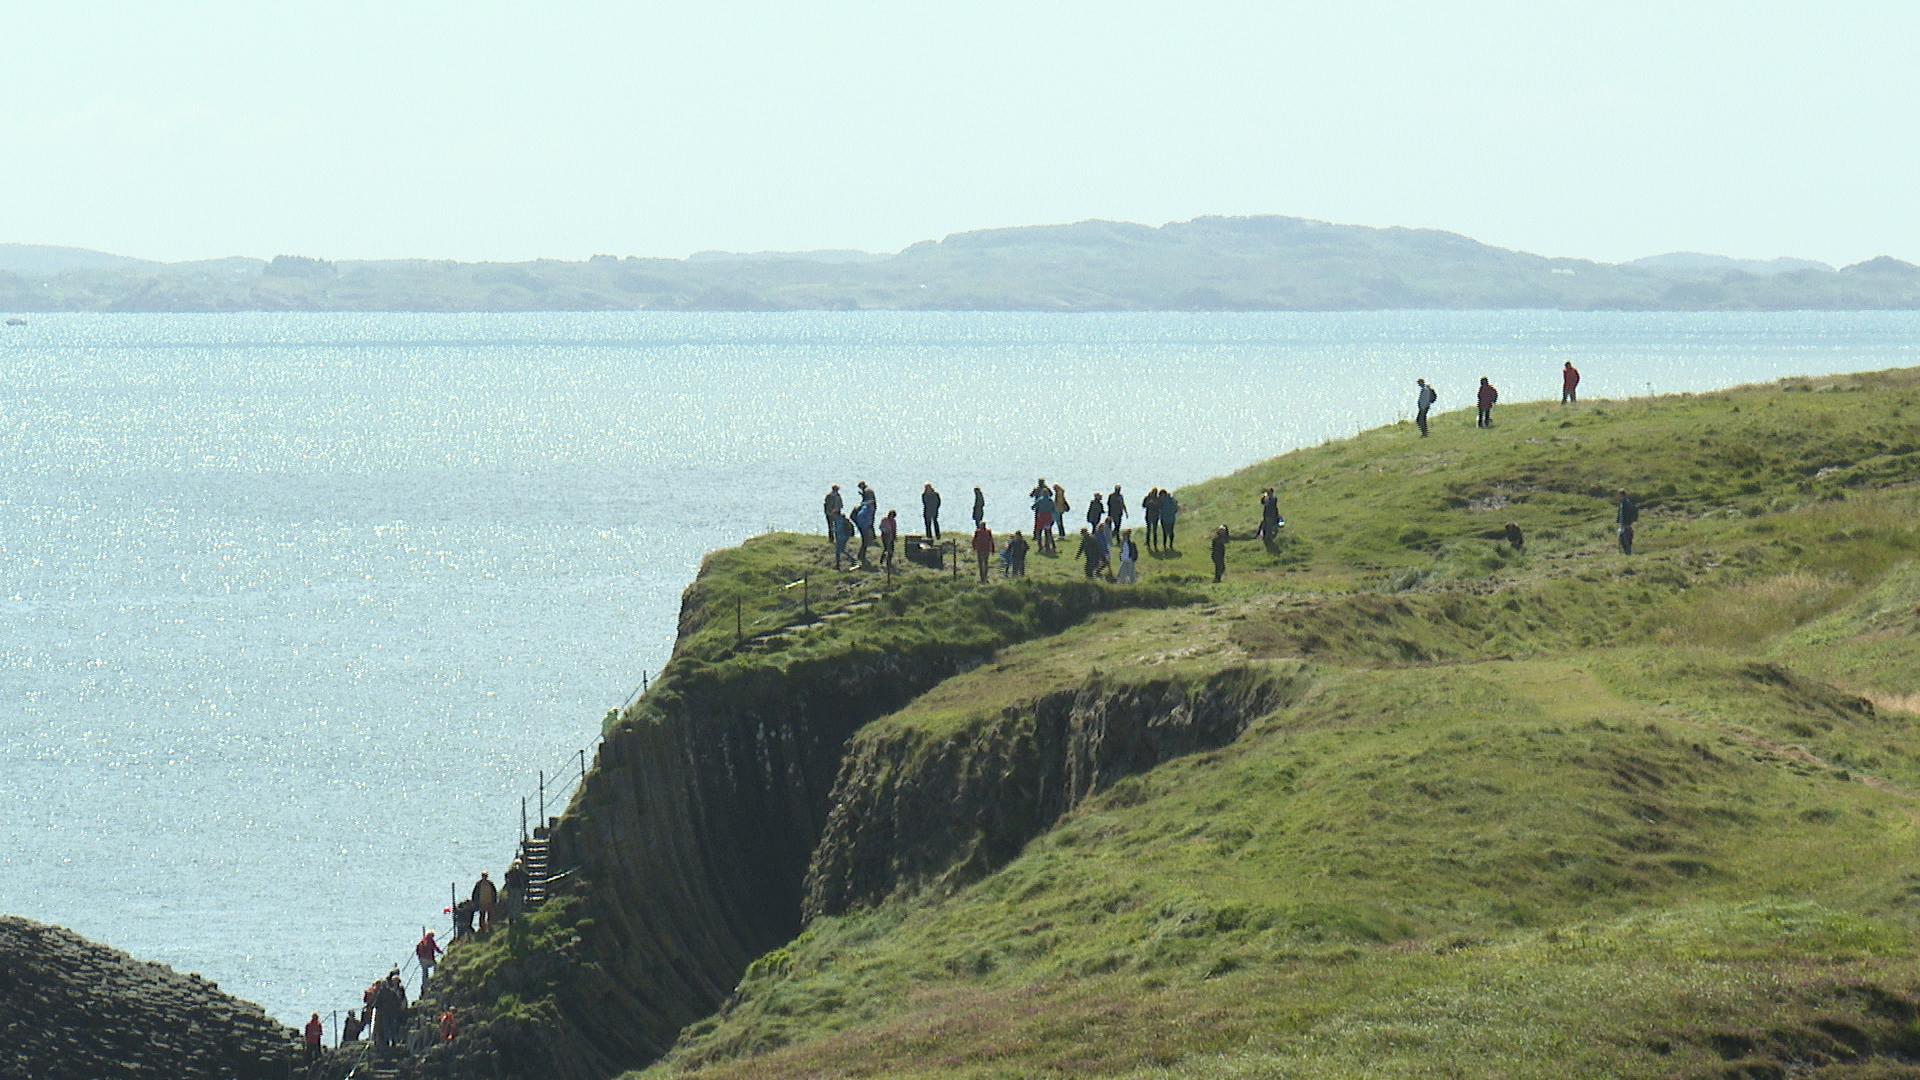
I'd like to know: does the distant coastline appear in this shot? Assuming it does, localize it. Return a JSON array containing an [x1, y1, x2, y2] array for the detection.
[[5, 215, 1920, 313]]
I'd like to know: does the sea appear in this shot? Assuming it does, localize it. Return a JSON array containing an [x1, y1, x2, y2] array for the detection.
[[2, 310, 1916, 1027]]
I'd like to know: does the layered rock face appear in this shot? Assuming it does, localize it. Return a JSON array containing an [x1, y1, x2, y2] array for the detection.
[[0, 916, 291, 1080]]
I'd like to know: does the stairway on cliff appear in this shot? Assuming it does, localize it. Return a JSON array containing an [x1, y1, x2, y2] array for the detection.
[[520, 833, 553, 910]]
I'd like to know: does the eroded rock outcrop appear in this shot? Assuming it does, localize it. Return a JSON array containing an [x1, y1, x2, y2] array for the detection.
[[0, 916, 290, 1080]]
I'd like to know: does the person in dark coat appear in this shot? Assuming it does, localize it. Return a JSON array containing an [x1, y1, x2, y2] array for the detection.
[[1415, 379, 1437, 437], [1106, 486, 1126, 530], [472, 872, 498, 934], [1086, 494, 1104, 531], [880, 510, 898, 566], [1142, 489, 1162, 550], [1159, 491, 1179, 552], [1211, 525, 1230, 583], [1476, 377, 1498, 428], [1258, 488, 1281, 546], [1562, 362, 1581, 404], [1616, 490, 1638, 554], [971, 522, 995, 583], [1005, 531, 1029, 577], [341, 1010, 364, 1045], [822, 484, 843, 538], [1075, 528, 1101, 579], [921, 483, 942, 539]]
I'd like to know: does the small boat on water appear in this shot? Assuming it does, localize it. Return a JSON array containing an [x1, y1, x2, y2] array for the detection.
[[4, 317, 24, 326]]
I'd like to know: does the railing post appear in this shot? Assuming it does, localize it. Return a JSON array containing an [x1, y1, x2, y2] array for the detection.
[[521, 797, 528, 844], [802, 576, 809, 617], [539, 770, 546, 826], [579, 747, 586, 783], [735, 598, 743, 643], [642, 670, 649, 692]]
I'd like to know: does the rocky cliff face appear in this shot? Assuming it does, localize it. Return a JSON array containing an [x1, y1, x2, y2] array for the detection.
[[0, 916, 291, 1080], [804, 664, 1305, 918]]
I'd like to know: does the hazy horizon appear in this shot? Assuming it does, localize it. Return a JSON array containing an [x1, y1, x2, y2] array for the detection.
[[3, 2, 1917, 266]]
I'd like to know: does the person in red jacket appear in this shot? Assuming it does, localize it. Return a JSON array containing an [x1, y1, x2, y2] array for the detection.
[[1476, 377, 1499, 428], [304, 1013, 324, 1064], [971, 522, 995, 583], [1562, 361, 1581, 404], [415, 930, 441, 994], [439, 1007, 459, 1042]]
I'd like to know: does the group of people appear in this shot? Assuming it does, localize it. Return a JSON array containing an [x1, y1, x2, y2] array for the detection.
[[1413, 363, 1581, 437], [825, 481, 903, 571], [307, 864, 528, 1062]]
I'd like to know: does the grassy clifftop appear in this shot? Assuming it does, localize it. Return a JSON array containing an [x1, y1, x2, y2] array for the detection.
[[618, 369, 1920, 1078]]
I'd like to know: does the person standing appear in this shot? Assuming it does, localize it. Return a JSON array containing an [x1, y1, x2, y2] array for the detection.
[[852, 499, 876, 565], [504, 859, 528, 924], [1086, 493, 1105, 532], [1106, 486, 1127, 532], [305, 1013, 324, 1065], [1476, 377, 1498, 428], [1142, 488, 1162, 550], [822, 484, 843, 539], [831, 510, 852, 570], [472, 871, 498, 934], [1258, 488, 1280, 545], [921, 483, 942, 539], [1006, 530, 1029, 577], [1211, 525, 1230, 583], [1616, 490, 1638, 554], [341, 1010, 364, 1045], [415, 930, 441, 995], [1562, 361, 1581, 404], [1053, 483, 1069, 539], [1032, 487, 1056, 553], [880, 510, 898, 567], [1094, 518, 1114, 578], [857, 480, 876, 515], [1116, 530, 1138, 584], [1159, 490, 1179, 552], [971, 521, 995, 583], [1415, 379, 1437, 437], [971, 487, 986, 529]]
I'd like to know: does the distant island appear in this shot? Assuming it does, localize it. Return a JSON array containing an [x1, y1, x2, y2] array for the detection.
[[5, 215, 1920, 312]]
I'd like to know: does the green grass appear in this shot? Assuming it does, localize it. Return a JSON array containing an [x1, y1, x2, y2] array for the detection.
[[477, 369, 1920, 1078]]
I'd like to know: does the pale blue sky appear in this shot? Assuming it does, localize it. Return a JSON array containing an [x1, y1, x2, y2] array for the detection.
[[3, 1, 1914, 265]]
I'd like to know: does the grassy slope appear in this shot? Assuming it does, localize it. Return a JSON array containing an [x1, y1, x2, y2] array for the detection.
[[638, 370, 1920, 1078]]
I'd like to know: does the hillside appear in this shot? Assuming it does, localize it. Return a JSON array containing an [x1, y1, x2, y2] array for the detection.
[[425, 369, 1920, 1079], [5, 217, 1920, 312], [0, 916, 292, 1079]]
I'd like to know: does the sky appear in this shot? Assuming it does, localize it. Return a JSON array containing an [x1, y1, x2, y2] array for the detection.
[[2, 1, 1916, 266]]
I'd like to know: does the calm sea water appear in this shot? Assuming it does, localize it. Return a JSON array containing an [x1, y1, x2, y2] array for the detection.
[[2, 310, 1915, 1025]]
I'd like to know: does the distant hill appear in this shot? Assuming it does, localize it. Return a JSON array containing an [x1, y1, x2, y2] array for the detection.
[[4, 217, 1918, 311]]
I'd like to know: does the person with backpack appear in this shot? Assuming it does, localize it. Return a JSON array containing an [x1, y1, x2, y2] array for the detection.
[[1476, 377, 1499, 428], [1562, 361, 1581, 404], [970, 521, 996, 583], [1116, 529, 1139, 583], [921, 483, 942, 539], [1616, 490, 1639, 554], [972, 487, 986, 529], [822, 484, 843, 538], [1415, 379, 1437, 437], [1031, 487, 1056, 554], [1211, 525, 1230, 583], [1158, 490, 1179, 552]]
